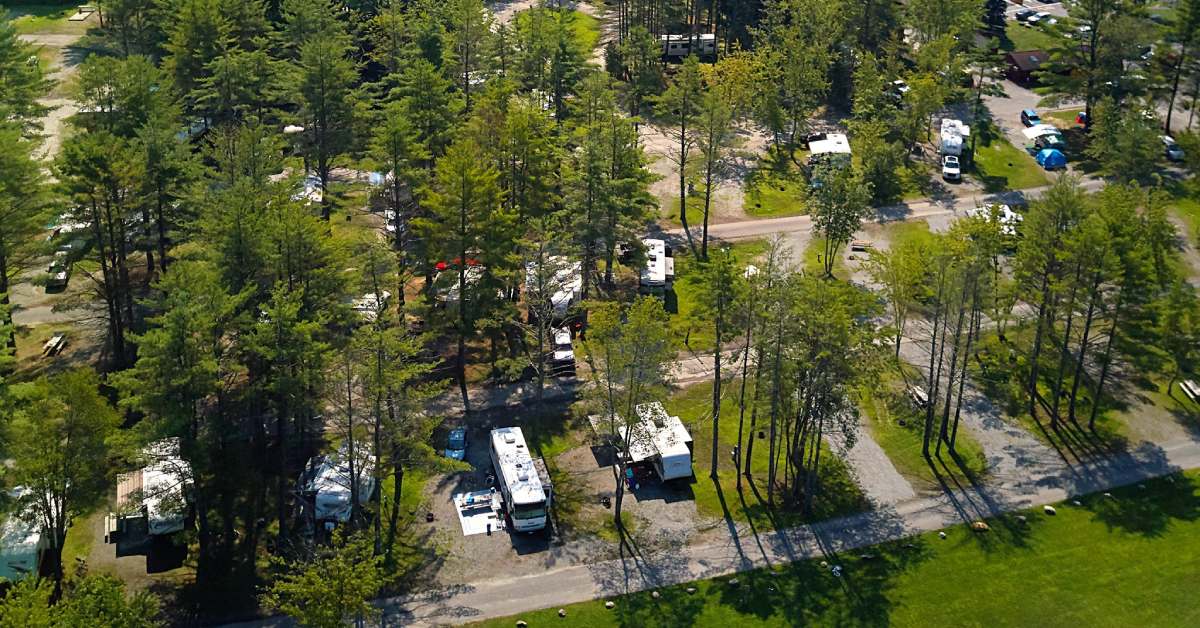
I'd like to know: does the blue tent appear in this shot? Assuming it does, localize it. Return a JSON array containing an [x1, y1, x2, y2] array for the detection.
[[1036, 148, 1067, 170]]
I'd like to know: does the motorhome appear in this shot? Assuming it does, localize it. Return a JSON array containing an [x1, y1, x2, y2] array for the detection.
[[808, 133, 851, 158], [433, 260, 485, 307], [525, 257, 582, 321], [660, 33, 716, 59], [0, 489, 48, 582], [628, 402, 694, 481], [351, 291, 391, 323], [639, 238, 675, 294], [965, 204, 1023, 237], [298, 445, 377, 529], [116, 439, 194, 537], [489, 427, 551, 533]]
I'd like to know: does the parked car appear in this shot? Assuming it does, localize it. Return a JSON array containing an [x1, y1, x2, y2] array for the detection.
[[444, 427, 467, 461], [1020, 109, 1042, 127], [1033, 12, 1056, 26], [1014, 9, 1035, 22], [1163, 136, 1186, 162], [941, 155, 962, 181]]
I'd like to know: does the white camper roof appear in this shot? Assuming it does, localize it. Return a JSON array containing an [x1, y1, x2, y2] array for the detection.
[[940, 118, 971, 138], [808, 133, 851, 156], [490, 427, 546, 507], [525, 257, 582, 311], [641, 238, 669, 287], [660, 33, 716, 43], [636, 402, 693, 461], [1022, 124, 1062, 140], [134, 439, 193, 536], [0, 489, 46, 582], [302, 446, 376, 523]]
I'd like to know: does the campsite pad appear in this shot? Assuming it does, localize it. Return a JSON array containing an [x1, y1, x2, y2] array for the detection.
[[453, 490, 504, 536]]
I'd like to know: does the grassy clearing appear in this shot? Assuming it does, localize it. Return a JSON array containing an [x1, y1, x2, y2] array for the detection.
[[856, 367, 989, 491], [971, 125, 1050, 192], [896, 160, 934, 201], [802, 237, 848, 280], [665, 382, 867, 531], [6, 2, 87, 35], [1001, 23, 1061, 53], [514, 8, 601, 54], [669, 240, 768, 353], [882, 220, 932, 250], [743, 154, 808, 218], [471, 470, 1200, 627], [1045, 109, 1084, 126]]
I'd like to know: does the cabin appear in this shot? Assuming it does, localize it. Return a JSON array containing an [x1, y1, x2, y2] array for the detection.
[[1004, 50, 1047, 85]]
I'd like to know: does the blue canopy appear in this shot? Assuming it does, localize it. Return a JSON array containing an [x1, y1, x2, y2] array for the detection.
[[1036, 148, 1066, 170]]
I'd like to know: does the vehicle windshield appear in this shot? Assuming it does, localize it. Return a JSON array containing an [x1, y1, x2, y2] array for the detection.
[[512, 501, 546, 520]]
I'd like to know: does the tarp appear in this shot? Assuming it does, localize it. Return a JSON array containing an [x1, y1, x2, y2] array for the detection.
[[1036, 148, 1067, 170]]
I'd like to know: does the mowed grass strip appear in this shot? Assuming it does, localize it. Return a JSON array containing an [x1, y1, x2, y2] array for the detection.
[[471, 470, 1200, 627]]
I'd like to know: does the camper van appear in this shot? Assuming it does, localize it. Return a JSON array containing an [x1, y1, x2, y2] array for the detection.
[[660, 33, 716, 59], [489, 427, 551, 533], [639, 238, 675, 294], [298, 445, 377, 528]]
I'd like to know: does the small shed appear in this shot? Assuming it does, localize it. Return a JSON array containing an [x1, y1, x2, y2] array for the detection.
[[1005, 50, 1047, 84]]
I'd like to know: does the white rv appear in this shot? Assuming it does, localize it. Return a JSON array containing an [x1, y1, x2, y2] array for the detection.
[[808, 133, 852, 157], [661, 33, 716, 59], [940, 119, 971, 157], [116, 439, 194, 536], [489, 427, 551, 533], [627, 402, 694, 481], [300, 445, 377, 527], [639, 238, 675, 294], [0, 489, 48, 582], [525, 257, 582, 320]]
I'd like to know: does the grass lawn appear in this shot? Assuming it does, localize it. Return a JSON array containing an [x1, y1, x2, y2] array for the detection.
[[856, 366, 989, 491], [6, 2, 87, 35], [971, 125, 1050, 192], [1045, 109, 1084, 127], [743, 155, 808, 218], [802, 237, 848, 280], [670, 240, 768, 353], [1000, 23, 1061, 53], [882, 219, 933, 250], [471, 469, 1200, 627], [665, 381, 867, 531], [896, 160, 934, 201], [514, 8, 601, 54]]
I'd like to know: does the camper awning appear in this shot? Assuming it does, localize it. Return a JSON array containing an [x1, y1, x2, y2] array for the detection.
[[1022, 124, 1062, 140]]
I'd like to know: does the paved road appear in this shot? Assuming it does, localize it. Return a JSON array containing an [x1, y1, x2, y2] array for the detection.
[[677, 175, 1106, 245], [362, 434, 1200, 626]]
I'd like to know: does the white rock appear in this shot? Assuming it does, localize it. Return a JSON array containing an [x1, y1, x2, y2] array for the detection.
[[1044, 505, 1057, 515], [1016, 515, 1027, 524], [558, 609, 566, 618], [651, 591, 660, 599], [516, 621, 528, 628], [605, 601, 615, 609], [938, 531, 947, 539], [686, 587, 697, 594], [1072, 500, 1082, 507]]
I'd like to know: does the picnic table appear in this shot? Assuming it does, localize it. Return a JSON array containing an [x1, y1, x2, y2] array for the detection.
[[42, 334, 67, 356]]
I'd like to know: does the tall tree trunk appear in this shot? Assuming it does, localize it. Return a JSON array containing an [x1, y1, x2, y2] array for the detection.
[[1068, 275, 1102, 423], [709, 287, 723, 479], [1089, 291, 1124, 430]]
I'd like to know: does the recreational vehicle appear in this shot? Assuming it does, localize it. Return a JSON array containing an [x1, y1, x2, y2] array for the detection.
[[661, 33, 716, 59], [630, 402, 694, 481], [298, 445, 377, 528], [639, 238, 675, 294], [116, 439, 194, 537], [524, 257, 582, 321], [0, 489, 48, 582], [489, 427, 551, 533]]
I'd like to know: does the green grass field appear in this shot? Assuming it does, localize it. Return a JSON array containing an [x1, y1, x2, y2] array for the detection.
[[5, 2, 86, 35], [802, 237, 848, 280], [971, 126, 1050, 192], [472, 469, 1200, 627], [669, 240, 768, 352], [1001, 23, 1061, 53], [665, 381, 867, 531], [743, 153, 809, 218]]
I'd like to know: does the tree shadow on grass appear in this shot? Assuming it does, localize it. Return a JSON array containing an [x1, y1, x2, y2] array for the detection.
[[1083, 471, 1200, 538]]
